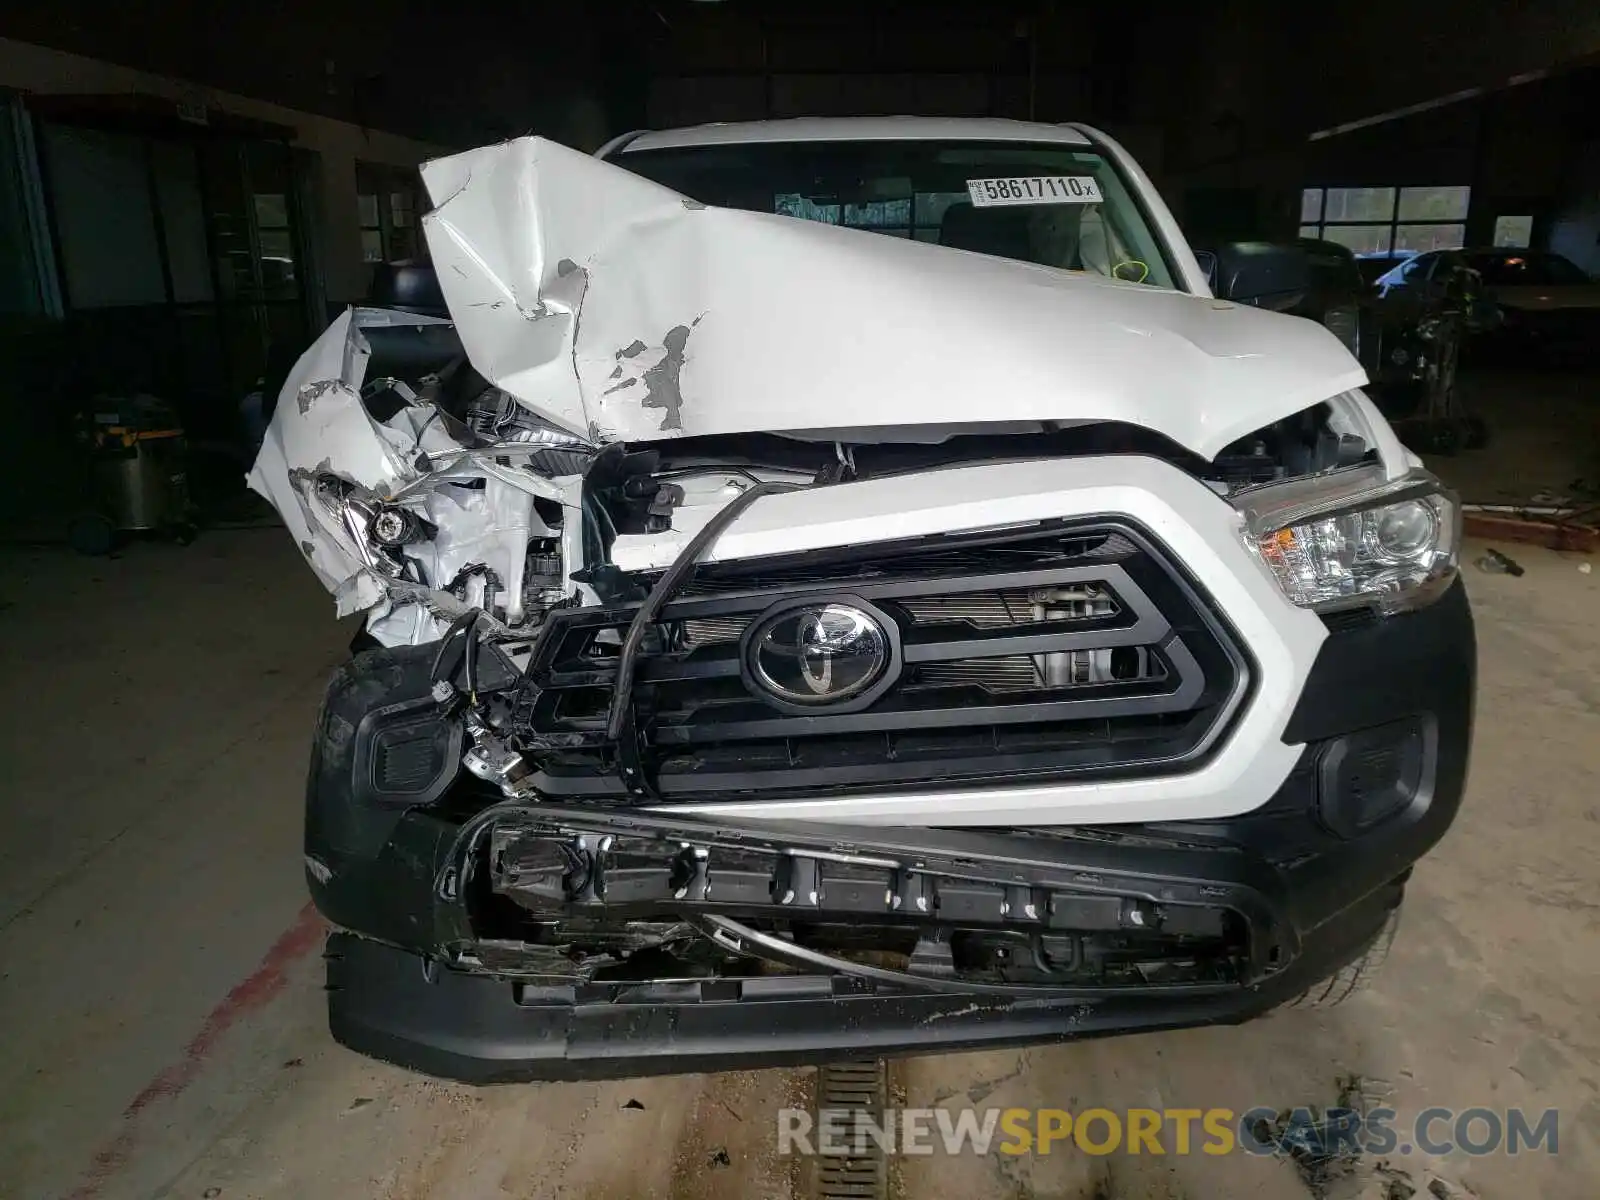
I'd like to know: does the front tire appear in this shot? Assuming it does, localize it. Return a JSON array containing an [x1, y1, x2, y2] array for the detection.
[[1284, 905, 1401, 1009]]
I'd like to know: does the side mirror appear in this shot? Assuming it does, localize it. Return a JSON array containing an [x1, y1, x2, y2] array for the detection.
[[1199, 241, 1311, 312]]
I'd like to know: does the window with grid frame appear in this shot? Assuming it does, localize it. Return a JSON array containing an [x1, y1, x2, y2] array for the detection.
[[1300, 186, 1470, 255], [356, 162, 424, 266]]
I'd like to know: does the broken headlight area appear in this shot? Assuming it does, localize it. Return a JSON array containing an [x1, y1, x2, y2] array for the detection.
[[261, 306, 1388, 821], [427, 409, 1370, 812], [248, 308, 597, 649], [578, 399, 1375, 547], [253, 293, 1377, 659], [426, 809, 1271, 996]]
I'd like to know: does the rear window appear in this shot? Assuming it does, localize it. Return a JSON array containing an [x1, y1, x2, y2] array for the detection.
[[616, 139, 1179, 290]]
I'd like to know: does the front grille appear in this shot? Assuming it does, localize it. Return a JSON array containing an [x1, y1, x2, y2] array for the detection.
[[513, 518, 1250, 802], [679, 582, 1158, 694], [682, 584, 1118, 644]]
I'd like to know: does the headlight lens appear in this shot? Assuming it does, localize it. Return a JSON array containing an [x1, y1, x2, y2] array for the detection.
[[1372, 499, 1436, 560], [1237, 465, 1460, 613]]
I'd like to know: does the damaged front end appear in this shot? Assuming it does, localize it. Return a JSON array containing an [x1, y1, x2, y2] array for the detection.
[[260, 135, 1470, 1081], [247, 307, 590, 648]]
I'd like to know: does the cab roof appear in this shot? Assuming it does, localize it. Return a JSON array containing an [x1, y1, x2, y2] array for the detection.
[[612, 117, 1097, 154]]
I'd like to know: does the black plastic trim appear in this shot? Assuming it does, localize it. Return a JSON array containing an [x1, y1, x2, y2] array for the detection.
[[517, 518, 1250, 800], [326, 883, 1395, 1084], [354, 698, 463, 806], [1283, 577, 1473, 744], [308, 577, 1474, 1086]]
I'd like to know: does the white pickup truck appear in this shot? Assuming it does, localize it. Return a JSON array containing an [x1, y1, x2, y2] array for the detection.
[[252, 118, 1473, 1082]]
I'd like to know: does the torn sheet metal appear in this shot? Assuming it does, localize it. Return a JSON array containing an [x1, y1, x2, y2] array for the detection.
[[421, 137, 1367, 460], [247, 307, 583, 645]]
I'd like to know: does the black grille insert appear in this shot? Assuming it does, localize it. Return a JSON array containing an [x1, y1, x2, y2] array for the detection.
[[512, 519, 1250, 802]]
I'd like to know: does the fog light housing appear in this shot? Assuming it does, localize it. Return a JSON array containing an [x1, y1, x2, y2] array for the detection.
[[1316, 717, 1432, 837]]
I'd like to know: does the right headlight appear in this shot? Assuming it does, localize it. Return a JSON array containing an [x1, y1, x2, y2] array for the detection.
[[1233, 463, 1461, 614]]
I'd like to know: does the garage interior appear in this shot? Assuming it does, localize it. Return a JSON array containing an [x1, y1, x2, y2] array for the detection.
[[0, 2, 1597, 1199]]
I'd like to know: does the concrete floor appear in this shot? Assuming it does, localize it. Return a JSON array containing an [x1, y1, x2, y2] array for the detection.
[[1, 521, 1596, 1200], [1430, 368, 1598, 503]]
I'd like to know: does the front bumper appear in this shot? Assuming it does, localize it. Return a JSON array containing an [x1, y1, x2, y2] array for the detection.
[[325, 882, 1397, 1083], [307, 581, 1474, 1083]]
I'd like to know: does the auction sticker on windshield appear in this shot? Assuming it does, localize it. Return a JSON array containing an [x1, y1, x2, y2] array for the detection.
[[967, 176, 1104, 207]]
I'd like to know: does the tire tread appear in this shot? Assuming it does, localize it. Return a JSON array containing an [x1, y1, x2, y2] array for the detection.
[[1285, 906, 1401, 1009]]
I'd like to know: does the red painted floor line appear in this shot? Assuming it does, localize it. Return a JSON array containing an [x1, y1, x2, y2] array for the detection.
[[64, 902, 326, 1200]]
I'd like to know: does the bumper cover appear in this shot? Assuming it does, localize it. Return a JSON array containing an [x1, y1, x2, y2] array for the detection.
[[327, 881, 1397, 1084], [310, 582, 1474, 1083]]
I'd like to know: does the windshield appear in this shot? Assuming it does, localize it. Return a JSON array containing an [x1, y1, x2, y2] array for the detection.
[[616, 139, 1178, 289], [1463, 252, 1591, 287]]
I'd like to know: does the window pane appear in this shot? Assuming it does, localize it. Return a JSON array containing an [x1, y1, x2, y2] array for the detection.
[[1323, 187, 1395, 223], [387, 227, 418, 261], [1321, 224, 1392, 255], [1300, 188, 1323, 222], [844, 198, 911, 227], [361, 228, 383, 262], [1492, 215, 1533, 248], [253, 193, 288, 228], [43, 124, 167, 308], [258, 228, 294, 260], [150, 140, 213, 303], [775, 193, 840, 224], [1394, 223, 1465, 253], [1398, 185, 1469, 221], [357, 193, 380, 228], [916, 191, 969, 226], [1298, 224, 1319, 239], [390, 191, 414, 227], [258, 238, 297, 296]]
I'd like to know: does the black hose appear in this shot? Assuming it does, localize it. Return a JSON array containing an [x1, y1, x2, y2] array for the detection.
[[604, 481, 802, 792], [431, 608, 483, 691]]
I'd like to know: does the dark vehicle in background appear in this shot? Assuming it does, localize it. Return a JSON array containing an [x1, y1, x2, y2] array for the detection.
[[1364, 249, 1497, 451], [1193, 238, 1489, 454], [1286, 240, 1481, 441], [1443, 250, 1598, 363], [1291, 237, 1365, 360]]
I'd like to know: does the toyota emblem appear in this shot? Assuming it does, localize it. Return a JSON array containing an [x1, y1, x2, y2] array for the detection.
[[745, 601, 893, 707]]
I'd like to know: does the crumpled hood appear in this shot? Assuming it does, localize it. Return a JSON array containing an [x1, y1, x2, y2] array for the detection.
[[421, 137, 1366, 460]]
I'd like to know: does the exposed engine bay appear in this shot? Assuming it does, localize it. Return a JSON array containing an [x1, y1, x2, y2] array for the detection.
[[251, 302, 1377, 829], [250, 307, 1371, 651]]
